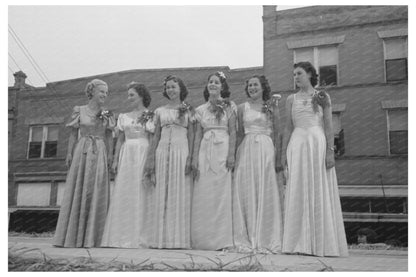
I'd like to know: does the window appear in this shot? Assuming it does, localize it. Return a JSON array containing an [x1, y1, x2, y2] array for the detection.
[[27, 125, 59, 159], [17, 183, 51, 206], [294, 45, 338, 87], [384, 37, 408, 82], [332, 113, 345, 156], [387, 109, 407, 155]]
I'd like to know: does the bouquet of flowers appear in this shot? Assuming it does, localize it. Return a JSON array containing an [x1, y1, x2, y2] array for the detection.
[[137, 110, 155, 125], [311, 90, 330, 113], [209, 99, 230, 121], [178, 101, 194, 120]]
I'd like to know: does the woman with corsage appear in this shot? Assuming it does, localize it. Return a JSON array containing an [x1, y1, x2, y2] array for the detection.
[[232, 75, 284, 254], [144, 75, 194, 249], [101, 82, 155, 248], [191, 71, 236, 250], [281, 62, 348, 257], [53, 79, 115, 248]]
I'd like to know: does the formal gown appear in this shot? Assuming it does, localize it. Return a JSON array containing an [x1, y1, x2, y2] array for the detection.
[[149, 106, 192, 249], [191, 102, 234, 250], [53, 105, 115, 248], [101, 112, 155, 248], [282, 93, 348, 257], [233, 102, 283, 253]]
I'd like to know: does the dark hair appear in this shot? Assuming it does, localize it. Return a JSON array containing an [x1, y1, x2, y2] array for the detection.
[[245, 75, 271, 101], [163, 75, 189, 102], [203, 72, 230, 101], [294, 61, 319, 87], [127, 82, 151, 108]]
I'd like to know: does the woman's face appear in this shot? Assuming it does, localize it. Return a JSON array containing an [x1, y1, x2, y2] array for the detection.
[[127, 88, 143, 108], [247, 77, 263, 100], [293, 67, 311, 88], [92, 84, 108, 104], [165, 80, 180, 102], [207, 75, 222, 97]]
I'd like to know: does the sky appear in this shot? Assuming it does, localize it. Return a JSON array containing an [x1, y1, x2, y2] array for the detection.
[[8, 5, 304, 87]]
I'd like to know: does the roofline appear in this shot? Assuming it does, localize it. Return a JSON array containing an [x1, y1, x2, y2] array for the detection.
[[230, 66, 263, 72]]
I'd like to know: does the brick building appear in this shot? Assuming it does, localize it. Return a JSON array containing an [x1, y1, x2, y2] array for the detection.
[[8, 5, 407, 244], [263, 5, 407, 244]]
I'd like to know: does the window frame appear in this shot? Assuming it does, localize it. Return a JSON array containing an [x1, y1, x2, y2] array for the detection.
[[293, 45, 340, 88], [382, 36, 408, 83], [385, 109, 408, 156], [27, 125, 59, 159]]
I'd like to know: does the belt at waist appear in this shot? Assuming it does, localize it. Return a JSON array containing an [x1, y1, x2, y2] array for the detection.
[[79, 135, 104, 154]]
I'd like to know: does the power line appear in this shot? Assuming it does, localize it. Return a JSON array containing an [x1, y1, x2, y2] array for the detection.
[[8, 24, 50, 83]]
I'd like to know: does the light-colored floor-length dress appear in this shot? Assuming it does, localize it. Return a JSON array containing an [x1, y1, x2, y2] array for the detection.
[[233, 102, 283, 253], [53, 105, 115, 248], [101, 113, 155, 248], [149, 106, 192, 249], [282, 93, 348, 257], [191, 102, 234, 250]]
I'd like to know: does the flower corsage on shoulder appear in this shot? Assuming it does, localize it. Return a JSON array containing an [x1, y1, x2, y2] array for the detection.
[[178, 101, 195, 120], [137, 110, 155, 126], [209, 99, 231, 121], [96, 109, 114, 126], [311, 90, 330, 113]]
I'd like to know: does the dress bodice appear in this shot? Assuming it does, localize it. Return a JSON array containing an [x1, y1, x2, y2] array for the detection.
[[291, 93, 323, 129], [195, 102, 231, 131], [155, 106, 190, 128], [66, 105, 115, 138], [117, 112, 154, 140], [242, 102, 272, 136]]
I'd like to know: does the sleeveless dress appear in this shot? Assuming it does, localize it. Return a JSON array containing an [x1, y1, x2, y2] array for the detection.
[[191, 102, 234, 250], [233, 102, 283, 253], [149, 106, 192, 249], [101, 113, 155, 248], [53, 105, 115, 248], [282, 94, 348, 257]]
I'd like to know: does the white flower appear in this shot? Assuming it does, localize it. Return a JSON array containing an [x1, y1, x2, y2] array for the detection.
[[217, 71, 226, 80]]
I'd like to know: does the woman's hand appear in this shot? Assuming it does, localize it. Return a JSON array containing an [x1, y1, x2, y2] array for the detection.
[[191, 157, 199, 181], [326, 148, 336, 169], [185, 156, 192, 175], [144, 157, 155, 176], [226, 155, 235, 171], [111, 159, 118, 174], [275, 160, 284, 173], [65, 153, 72, 168]]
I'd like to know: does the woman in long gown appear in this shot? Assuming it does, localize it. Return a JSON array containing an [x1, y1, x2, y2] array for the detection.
[[232, 75, 284, 254], [101, 82, 155, 248], [53, 79, 115, 248], [281, 62, 348, 257], [144, 75, 194, 249], [191, 71, 236, 250]]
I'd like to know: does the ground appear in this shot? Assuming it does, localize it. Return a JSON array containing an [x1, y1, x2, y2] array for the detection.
[[8, 236, 408, 271]]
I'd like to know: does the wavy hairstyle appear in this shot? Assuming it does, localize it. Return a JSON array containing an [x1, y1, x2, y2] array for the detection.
[[203, 71, 230, 101], [127, 82, 151, 108], [84, 79, 108, 100], [245, 75, 271, 101], [163, 75, 189, 102], [294, 61, 319, 88]]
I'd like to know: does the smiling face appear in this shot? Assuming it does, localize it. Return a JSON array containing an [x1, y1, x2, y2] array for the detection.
[[293, 67, 311, 88], [207, 75, 222, 98], [127, 88, 143, 108], [165, 80, 180, 102], [91, 84, 108, 105], [247, 77, 263, 100]]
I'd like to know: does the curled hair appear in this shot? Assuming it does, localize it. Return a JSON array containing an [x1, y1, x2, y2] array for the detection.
[[294, 61, 319, 87], [84, 79, 108, 99], [203, 71, 231, 101], [245, 75, 271, 101], [163, 75, 189, 102], [127, 82, 151, 108]]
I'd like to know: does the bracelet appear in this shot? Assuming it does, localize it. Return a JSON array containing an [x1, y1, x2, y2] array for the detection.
[[328, 146, 335, 151]]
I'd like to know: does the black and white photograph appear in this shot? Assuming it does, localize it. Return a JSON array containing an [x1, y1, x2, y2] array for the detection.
[[5, 1, 410, 272]]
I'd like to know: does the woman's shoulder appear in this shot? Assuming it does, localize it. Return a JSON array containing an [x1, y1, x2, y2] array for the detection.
[[196, 102, 208, 112]]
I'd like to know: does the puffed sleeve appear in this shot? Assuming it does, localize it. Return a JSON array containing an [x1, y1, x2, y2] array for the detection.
[[106, 112, 116, 130], [188, 107, 197, 123], [230, 101, 238, 115], [194, 105, 203, 123], [145, 118, 155, 133], [65, 106, 81, 128], [115, 113, 124, 133]]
